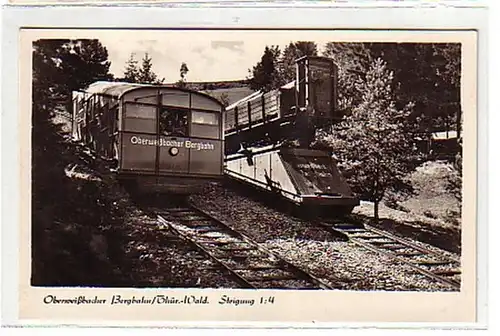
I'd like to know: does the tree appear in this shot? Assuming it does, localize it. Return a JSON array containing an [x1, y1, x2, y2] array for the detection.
[[433, 43, 462, 139], [123, 53, 139, 82], [219, 92, 230, 107], [176, 62, 189, 88], [32, 39, 69, 118], [277, 41, 318, 85], [123, 52, 164, 84], [138, 53, 159, 84], [248, 42, 319, 91], [322, 42, 374, 115], [33, 39, 113, 121], [363, 43, 461, 133], [317, 58, 419, 221], [247, 45, 281, 91], [322, 42, 462, 155]]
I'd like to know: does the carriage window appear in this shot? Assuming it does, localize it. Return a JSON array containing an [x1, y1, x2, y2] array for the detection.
[[160, 107, 188, 136], [124, 103, 156, 133], [191, 111, 219, 125]]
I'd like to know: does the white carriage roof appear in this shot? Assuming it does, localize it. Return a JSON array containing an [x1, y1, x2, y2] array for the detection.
[[84, 81, 221, 103], [85, 81, 154, 98]]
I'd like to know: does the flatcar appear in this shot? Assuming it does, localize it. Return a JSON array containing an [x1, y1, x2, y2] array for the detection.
[[224, 56, 359, 216], [71, 82, 225, 194], [224, 56, 341, 153]]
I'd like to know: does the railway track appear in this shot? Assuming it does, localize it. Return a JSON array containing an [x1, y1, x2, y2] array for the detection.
[[152, 202, 334, 290], [319, 219, 461, 290]]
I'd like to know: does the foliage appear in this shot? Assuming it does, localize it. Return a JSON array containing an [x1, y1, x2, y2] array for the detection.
[[447, 150, 463, 202], [248, 41, 318, 91], [123, 53, 140, 82], [32, 39, 113, 119], [176, 62, 190, 88], [218, 92, 230, 107], [322, 42, 461, 136], [31, 39, 132, 285], [122, 52, 164, 84], [247, 45, 281, 91], [138, 53, 163, 84], [316, 58, 421, 220], [322, 42, 373, 113], [276, 41, 318, 86]]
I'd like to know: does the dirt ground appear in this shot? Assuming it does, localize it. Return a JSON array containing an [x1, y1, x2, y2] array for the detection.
[[355, 160, 462, 254]]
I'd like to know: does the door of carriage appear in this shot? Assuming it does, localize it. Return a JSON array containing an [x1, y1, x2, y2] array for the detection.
[[119, 88, 223, 177]]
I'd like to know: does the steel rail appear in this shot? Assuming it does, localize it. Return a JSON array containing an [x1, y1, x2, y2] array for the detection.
[[156, 215, 257, 289], [156, 203, 334, 290], [320, 221, 461, 290], [188, 202, 334, 290]]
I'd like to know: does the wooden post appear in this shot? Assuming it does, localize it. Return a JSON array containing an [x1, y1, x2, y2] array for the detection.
[[247, 101, 252, 129], [261, 94, 266, 123]]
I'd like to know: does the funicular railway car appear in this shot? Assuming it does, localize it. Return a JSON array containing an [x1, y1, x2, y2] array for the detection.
[[71, 82, 225, 194], [224, 56, 340, 153], [224, 56, 359, 216]]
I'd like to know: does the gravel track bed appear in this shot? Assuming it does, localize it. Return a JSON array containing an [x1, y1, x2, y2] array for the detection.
[[365, 228, 461, 262], [125, 211, 241, 288], [190, 184, 459, 291], [263, 239, 456, 291], [190, 184, 339, 243]]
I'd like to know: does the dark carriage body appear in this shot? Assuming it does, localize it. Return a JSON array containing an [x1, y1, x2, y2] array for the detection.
[[71, 82, 225, 194]]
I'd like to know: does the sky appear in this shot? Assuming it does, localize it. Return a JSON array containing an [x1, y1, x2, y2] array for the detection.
[[96, 30, 332, 83], [31, 29, 469, 83]]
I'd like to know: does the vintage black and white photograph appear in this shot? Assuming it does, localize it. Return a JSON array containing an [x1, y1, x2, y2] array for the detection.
[[30, 29, 470, 295]]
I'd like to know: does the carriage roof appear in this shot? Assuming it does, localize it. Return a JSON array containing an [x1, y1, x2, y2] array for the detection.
[[83, 81, 224, 107], [85, 81, 151, 98]]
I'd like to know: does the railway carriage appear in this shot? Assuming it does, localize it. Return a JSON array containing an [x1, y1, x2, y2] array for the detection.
[[223, 56, 359, 216], [71, 82, 225, 194]]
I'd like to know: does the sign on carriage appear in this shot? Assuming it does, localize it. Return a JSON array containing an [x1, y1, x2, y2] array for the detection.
[[129, 135, 216, 151]]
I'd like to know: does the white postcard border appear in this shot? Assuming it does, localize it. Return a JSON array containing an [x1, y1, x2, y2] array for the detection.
[[1, 5, 489, 328]]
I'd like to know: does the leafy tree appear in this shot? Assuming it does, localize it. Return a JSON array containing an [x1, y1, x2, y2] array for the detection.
[[219, 92, 230, 107], [317, 58, 419, 221], [433, 43, 462, 139], [176, 62, 189, 88], [33, 39, 112, 121], [32, 39, 69, 118], [247, 45, 281, 91], [180, 62, 189, 81], [248, 42, 318, 91], [123, 53, 140, 82], [31, 39, 114, 284], [322, 42, 461, 137], [369, 43, 460, 133], [277, 41, 318, 85], [280, 42, 316, 83], [61, 40, 113, 91], [322, 42, 373, 113]]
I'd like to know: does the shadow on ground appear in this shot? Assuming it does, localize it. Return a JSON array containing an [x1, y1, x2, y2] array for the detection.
[[356, 214, 461, 255]]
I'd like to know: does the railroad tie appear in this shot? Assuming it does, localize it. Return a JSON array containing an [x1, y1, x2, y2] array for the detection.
[[432, 269, 461, 276], [245, 275, 299, 282], [418, 260, 454, 266], [396, 251, 424, 257]]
